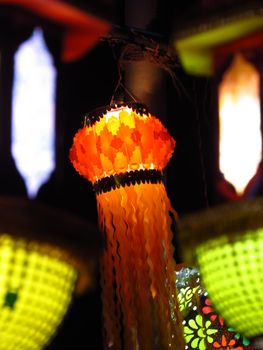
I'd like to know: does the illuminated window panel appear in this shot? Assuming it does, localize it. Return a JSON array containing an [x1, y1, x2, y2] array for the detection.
[[12, 28, 56, 198], [219, 54, 262, 195], [0, 234, 77, 350]]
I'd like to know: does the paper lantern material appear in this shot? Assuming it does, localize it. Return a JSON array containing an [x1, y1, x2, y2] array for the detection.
[[196, 229, 263, 339], [0, 196, 101, 349], [70, 104, 175, 183], [70, 103, 184, 349], [0, 234, 77, 350], [178, 198, 263, 340]]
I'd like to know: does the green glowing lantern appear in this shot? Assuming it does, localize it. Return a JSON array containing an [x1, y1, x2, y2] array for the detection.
[[178, 198, 263, 341], [0, 197, 100, 350], [0, 234, 76, 349]]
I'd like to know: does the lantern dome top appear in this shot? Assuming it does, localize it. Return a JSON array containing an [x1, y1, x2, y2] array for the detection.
[[178, 197, 263, 265], [70, 103, 175, 184], [0, 196, 101, 294]]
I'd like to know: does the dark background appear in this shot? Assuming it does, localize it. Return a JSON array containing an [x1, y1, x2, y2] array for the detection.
[[0, 0, 248, 348]]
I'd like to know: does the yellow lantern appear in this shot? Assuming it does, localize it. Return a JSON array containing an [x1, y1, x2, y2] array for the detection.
[[0, 196, 100, 350]]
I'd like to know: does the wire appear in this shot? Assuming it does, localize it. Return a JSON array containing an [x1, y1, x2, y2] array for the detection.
[[192, 80, 209, 208], [104, 25, 178, 89], [109, 44, 138, 106]]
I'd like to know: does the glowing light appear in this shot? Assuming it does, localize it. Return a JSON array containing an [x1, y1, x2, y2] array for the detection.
[[196, 228, 263, 339], [12, 28, 56, 198], [70, 104, 184, 349], [219, 54, 261, 195], [0, 234, 77, 349]]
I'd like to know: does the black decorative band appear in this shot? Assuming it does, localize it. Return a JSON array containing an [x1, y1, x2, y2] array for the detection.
[[93, 169, 163, 194], [83, 102, 150, 127]]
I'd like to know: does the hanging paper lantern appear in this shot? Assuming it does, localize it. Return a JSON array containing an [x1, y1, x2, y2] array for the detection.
[[178, 198, 263, 341], [0, 234, 77, 350], [176, 266, 252, 350], [0, 196, 101, 350], [70, 103, 184, 349]]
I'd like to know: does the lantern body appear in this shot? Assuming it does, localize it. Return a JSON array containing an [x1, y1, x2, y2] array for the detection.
[[70, 104, 184, 349], [196, 229, 263, 339], [178, 198, 263, 340], [0, 234, 77, 350], [70, 104, 175, 182]]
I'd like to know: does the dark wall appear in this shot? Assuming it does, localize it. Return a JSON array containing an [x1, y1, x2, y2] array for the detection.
[[0, 1, 218, 349]]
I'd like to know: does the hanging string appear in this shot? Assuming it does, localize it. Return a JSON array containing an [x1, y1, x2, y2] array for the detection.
[[109, 44, 138, 106], [105, 26, 179, 98]]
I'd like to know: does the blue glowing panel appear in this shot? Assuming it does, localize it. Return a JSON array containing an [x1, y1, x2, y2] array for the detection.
[[12, 28, 56, 198]]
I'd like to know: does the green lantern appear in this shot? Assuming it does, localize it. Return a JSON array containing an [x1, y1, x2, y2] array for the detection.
[[0, 197, 100, 350], [178, 198, 263, 340], [0, 234, 76, 349]]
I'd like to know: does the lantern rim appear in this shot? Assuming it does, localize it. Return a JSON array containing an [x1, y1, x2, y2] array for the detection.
[[83, 102, 150, 127], [178, 197, 263, 264], [94, 169, 164, 194], [0, 196, 102, 294]]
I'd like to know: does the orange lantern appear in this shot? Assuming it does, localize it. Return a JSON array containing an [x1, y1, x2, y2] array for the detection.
[[70, 103, 184, 349]]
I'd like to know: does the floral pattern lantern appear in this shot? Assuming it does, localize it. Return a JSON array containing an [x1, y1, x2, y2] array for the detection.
[[178, 198, 263, 342], [70, 103, 184, 349], [176, 267, 252, 350]]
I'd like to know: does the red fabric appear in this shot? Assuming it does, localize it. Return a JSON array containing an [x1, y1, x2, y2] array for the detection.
[[214, 30, 263, 70], [0, 0, 111, 61]]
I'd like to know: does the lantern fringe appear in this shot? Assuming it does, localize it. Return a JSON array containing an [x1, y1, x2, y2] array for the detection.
[[97, 182, 184, 350]]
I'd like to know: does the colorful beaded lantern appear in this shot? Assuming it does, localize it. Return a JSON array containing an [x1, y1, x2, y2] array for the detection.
[[176, 266, 252, 350], [70, 103, 184, 349], [178, 198, 263, 340]]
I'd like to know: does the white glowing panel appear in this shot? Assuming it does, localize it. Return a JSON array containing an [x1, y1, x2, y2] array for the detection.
[[12, 28, 56, 198], [219, 54, 262, 195]]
